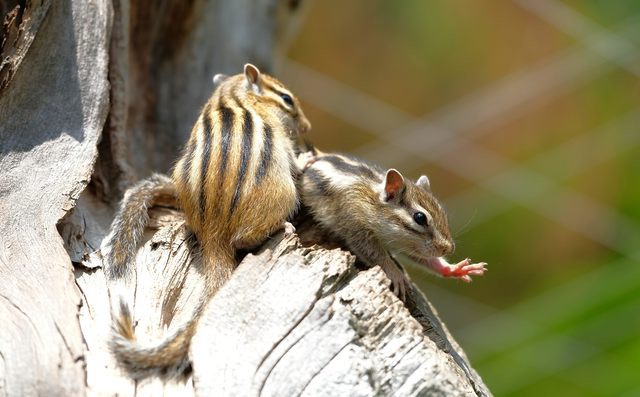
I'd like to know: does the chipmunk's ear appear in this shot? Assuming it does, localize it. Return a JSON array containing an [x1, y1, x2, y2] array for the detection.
[[383, 169, 405, 202], [416, 175, 431, 190], [244, 63, 261, 86], [213, 73, 229, 86]]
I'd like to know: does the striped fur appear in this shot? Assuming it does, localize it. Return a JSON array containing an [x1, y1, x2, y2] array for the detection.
[[299, 150, 454, 301], [173, 65, 310, 251], [107, 64, 311, 378]]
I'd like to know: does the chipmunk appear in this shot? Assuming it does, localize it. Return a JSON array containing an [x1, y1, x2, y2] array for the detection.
[[103, 63, 310, 378], [297, 149, 486, 301]]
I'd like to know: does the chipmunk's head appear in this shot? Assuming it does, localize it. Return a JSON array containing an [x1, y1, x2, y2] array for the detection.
[[213, 63, 311, 136], [378, 169, 454, 261]]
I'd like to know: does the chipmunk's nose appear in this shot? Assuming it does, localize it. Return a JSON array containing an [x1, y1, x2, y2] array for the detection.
[[297, 110, 311, 133]]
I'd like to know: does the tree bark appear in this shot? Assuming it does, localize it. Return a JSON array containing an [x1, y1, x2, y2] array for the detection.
[[0, 1, 110, 395], [0, 1, 491, 396]]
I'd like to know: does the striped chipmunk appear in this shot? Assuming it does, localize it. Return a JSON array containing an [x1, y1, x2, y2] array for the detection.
[[103, 63, 311, 378], [297, 148, 487, 302]]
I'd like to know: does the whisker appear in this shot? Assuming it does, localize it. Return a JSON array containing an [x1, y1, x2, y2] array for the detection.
[[453, 210, 477, 238]]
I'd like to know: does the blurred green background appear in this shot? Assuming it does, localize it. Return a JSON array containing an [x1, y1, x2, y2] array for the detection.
[[277, 1, 640, 396]]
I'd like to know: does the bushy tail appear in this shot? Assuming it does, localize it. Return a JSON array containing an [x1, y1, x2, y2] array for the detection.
[[103, 173, 176, 280], [109, 300, 197, 379], [108, 246, 236, 379]]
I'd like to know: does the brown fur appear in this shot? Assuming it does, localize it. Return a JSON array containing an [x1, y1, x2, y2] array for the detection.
[[107, 64, 310, 378], [299, 151, 454, 301]]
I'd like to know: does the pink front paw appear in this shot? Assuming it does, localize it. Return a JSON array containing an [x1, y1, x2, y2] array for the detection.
[[441, 259, 487, 282]]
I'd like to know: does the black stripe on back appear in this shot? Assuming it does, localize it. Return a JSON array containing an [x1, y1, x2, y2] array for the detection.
[[230, 110, 253, 213], [199, 106, 213, 220], [320, 155, 377, 180], [219, 105, 234, 176], [255, 124, 273, 184], [229, 90, 243, 109], [305, 168, 333, 197]]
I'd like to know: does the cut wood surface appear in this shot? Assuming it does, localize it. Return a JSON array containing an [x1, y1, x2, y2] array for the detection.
[[0, 0, 491, 395]]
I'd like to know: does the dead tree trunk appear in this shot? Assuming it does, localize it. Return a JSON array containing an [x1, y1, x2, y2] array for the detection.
[[0, 1, 491, 396]]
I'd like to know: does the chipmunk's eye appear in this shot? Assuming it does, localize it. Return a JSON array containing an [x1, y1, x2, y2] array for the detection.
[[279, 92, 294, 107], [413, 211, 428, 226]]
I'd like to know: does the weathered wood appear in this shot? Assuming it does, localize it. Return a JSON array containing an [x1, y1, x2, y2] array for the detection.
[[192, 227, 491, 396], [0, 0, 51, 93], [64, 191, 493, 397], [75, 206, 203, 396], [0, 0, 110, 395], [72, 202, 491, 396]]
